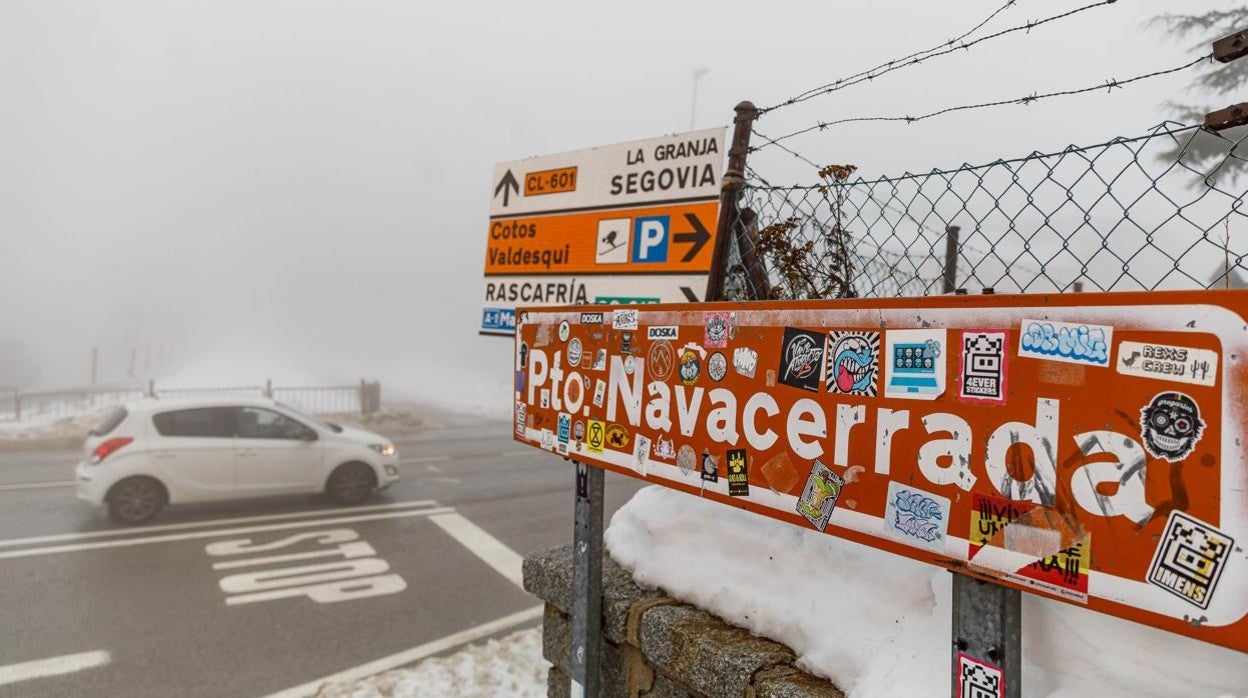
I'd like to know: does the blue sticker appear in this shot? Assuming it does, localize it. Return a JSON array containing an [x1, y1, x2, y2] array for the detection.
[[883, 481, 951, 552], [1018, 319, 1112, 367], [481, 307, 516, 333]]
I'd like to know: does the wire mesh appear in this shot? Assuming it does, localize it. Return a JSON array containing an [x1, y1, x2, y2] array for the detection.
[[723, 122, 1248, 301]]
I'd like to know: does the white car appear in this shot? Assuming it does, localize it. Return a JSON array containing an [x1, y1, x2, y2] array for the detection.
[[76, 396, 400, 524]]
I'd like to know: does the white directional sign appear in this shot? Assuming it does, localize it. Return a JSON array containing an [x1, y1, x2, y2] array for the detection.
[[481, 127, 726, 335]]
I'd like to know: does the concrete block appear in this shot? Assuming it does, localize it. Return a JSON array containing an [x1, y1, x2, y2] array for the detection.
[[639, 605, 795, 697]]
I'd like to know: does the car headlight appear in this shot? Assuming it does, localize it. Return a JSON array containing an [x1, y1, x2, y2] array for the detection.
[[369, 443, 396, 457]]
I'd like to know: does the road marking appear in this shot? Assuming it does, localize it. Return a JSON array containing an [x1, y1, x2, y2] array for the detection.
[[429, 512, 525, 589], [0, 480, 75, 491], [260, 605, 543, 698], [0, 506, 453, 561], [0, 650, 111, 687], [399, 455, 451, 463], [0, 499, 438, 550]]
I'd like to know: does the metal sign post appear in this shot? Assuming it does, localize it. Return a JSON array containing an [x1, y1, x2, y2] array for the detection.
[[952, 573, 1021, 698], [570, 460, 604, 697]]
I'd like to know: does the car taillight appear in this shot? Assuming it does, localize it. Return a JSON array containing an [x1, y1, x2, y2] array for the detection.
[[90, 437, 134, 464]]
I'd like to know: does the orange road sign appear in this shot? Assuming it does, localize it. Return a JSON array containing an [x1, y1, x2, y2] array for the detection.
[[512, 290, 1248, 653], [485, 202, 718, 276]]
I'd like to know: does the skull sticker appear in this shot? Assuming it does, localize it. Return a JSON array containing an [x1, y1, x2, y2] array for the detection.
[[1140, 391, 1206, 462]]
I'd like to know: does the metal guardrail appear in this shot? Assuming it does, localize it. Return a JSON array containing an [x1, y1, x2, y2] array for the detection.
[[0, 381, 380, 423]]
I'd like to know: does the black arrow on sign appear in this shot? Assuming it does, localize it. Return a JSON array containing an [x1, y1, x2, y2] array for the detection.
[[679, 286, 699, 302], [494, 169, 520, 207], [674, 213, 710, 262]]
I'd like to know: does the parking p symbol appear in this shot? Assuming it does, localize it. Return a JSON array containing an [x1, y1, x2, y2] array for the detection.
[[632, 216, 670, 263]]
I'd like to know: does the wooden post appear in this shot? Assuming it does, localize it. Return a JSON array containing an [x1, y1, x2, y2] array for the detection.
[[704, 100, 758, 302]]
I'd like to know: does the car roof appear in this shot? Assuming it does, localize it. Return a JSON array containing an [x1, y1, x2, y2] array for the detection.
[[129, 395, 285, 413]]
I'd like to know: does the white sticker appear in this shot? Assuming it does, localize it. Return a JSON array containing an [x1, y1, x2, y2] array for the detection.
[[1018, 319, 1112, 367], [632, 435, 651, 475], [612, 308, 639, 330], [647, 326, 679, 340], [1116, 341, 1217, 386], [732, 346, 758, 378]]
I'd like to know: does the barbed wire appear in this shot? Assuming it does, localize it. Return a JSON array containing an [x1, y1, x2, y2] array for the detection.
[[747, 121, 1204, 190], [762, 0, 1119, 114], [751, 55, 1211, 155]]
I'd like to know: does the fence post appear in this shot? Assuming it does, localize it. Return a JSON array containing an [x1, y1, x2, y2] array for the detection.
[[264, 379, 273, 398], [14, 392, 20, 422], [91, 347, 98, 386], [942, 225, 961, 294], [359, 379, 367, 414], [705, 100, 759, 302], [147, 379, 155, 398]]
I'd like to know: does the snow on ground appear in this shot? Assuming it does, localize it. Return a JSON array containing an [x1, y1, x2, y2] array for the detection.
[[313, 627, 548, 698], [0, 407, 112, 449], [605, 486, 1248, 698]]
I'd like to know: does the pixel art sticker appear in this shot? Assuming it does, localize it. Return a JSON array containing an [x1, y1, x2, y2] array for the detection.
[[959, 330, 1008, 405], [1147, 510, 1234, 610]]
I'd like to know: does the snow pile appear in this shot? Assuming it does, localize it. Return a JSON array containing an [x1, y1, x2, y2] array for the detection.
[[605, 486, 1248, 698], [314, 627, 548, 698], [0, 408, 108, 448]]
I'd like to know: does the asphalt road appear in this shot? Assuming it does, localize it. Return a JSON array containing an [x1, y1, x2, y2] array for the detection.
[[0, 420, 646, 697]]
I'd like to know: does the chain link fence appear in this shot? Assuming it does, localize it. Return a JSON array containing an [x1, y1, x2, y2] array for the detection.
[[721, 122, 1248, 301]]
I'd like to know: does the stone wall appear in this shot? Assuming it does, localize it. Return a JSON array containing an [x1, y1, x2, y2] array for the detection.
[[522, 545, 845, 698]]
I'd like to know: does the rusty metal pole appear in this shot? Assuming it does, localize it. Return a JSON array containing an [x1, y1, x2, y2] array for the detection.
[[705, 101, 758, 302], [942, 225, 961, 294]]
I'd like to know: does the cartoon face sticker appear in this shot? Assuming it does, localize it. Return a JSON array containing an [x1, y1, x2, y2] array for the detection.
[[679, 347, 701, 386], [1140, 391, 1205, 462], [826, 332, 879, 396]]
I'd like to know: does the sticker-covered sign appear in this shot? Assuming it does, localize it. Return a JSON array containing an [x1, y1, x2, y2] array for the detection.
[[513, 291, 1248, 653], [481, 128, 726, 335]]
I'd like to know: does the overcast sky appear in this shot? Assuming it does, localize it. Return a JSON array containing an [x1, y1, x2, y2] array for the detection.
[[0, 0, 1231, 410]]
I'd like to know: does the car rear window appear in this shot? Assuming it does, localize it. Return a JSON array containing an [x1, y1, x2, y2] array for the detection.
[[152, 407, 235, 438], [91, 406, 128, 437]]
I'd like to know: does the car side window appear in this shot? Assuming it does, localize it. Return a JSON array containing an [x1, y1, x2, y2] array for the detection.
[[236, 407, 313, 440], [152, 407, 236, 437]]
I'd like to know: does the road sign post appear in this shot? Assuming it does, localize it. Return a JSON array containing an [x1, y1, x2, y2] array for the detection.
[[570, 461, 605, 697], [952, 573, 1021, 698]]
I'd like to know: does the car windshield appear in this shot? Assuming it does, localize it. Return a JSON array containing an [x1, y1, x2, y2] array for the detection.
[[275, 401, 342, 432]]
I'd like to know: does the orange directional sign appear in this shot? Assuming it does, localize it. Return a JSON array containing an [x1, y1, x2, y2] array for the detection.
[[485, 202, 717, 276], [480, 127, 726, 335], [512, 290, 1248, 653]]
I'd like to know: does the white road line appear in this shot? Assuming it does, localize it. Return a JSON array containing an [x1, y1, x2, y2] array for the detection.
[[0, 506, 453, 561], [260, 606, 543, 698], [0, 499, 438, 550], [429, 512, 525, 589], [0, 650, 111, 687], [399, 455, 451, 463], [0, 480, 75, 491]]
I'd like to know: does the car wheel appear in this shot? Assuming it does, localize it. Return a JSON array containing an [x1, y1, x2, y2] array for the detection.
[[326, 462, 376, 505], [107, 477, 166, 525]]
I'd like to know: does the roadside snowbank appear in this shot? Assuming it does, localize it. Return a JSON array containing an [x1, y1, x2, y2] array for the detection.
[[605, 486, 1248, 698], [314, 627, 547, 698], [0, 408, 109, 450]]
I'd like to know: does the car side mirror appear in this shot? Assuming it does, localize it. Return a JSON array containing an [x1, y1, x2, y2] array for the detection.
[[301, 430, 318, 442]]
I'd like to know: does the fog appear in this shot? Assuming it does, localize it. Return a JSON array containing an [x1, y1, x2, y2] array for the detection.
[[0, 0, 1226, 412]]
